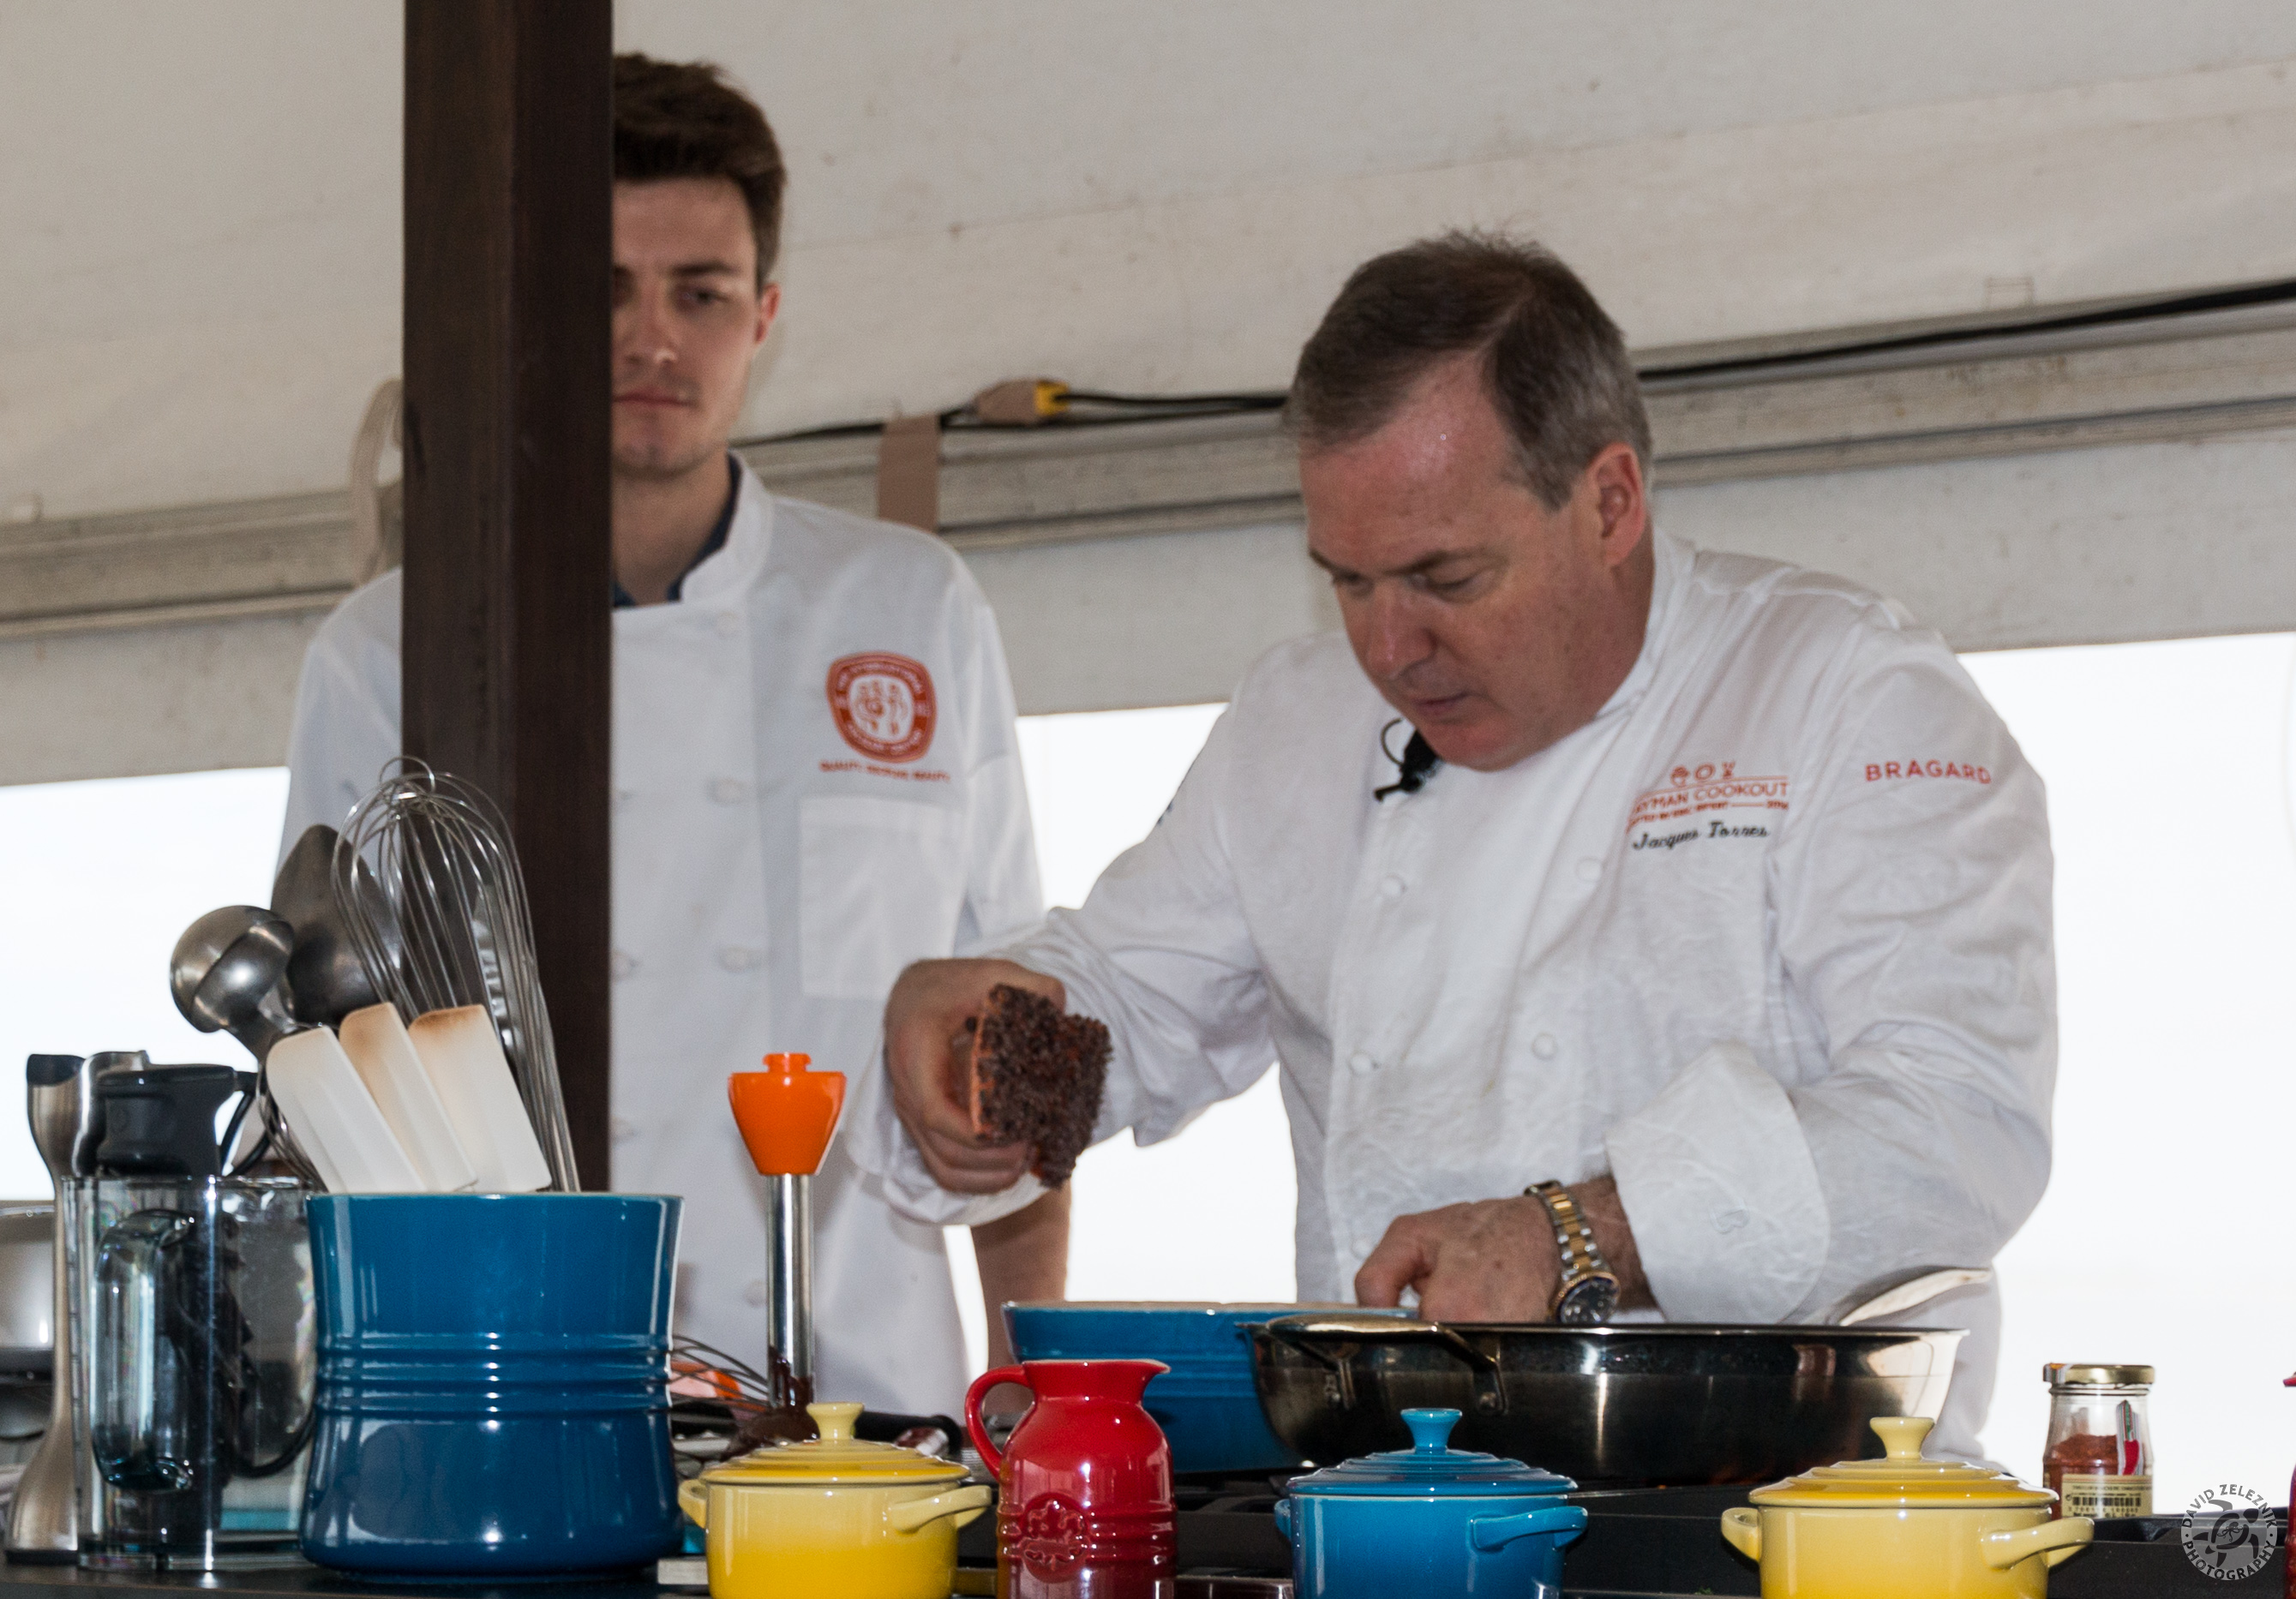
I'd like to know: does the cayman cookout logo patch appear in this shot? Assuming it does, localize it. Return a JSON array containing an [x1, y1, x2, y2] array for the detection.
[[826, 653, 937, 763], [1626, 761, 1789, 846]]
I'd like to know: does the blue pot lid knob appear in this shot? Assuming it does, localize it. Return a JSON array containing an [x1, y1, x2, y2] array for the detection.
[[1283, 1408, 1577, 1499], [1403, 1408, 1462, 1452]]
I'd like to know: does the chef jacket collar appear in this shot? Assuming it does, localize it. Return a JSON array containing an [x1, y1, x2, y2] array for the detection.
[[610, 452, 742, 609], [1592, 525, 1690, 722], [1370, 527, 1690, 800]]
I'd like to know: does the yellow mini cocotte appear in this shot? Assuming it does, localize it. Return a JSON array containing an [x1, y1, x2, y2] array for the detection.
[[680, 1402, 992, 1599], [1720, 1416, 2093, 1599]]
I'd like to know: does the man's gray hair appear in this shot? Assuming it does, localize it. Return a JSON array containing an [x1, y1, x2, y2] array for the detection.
[[1285, 231, 1652, 510]]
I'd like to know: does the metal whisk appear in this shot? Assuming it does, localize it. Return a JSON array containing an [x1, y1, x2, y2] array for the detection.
[[330, 761, 580, 1190]]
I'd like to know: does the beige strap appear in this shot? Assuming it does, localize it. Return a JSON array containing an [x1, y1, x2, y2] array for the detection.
[[348, 376, 404, 583], [876, 413, 941, 532]]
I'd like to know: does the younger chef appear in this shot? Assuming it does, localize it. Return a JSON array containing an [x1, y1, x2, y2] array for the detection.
[[281, 55, 1064, 1415], [863, 233, 2056, 1458]]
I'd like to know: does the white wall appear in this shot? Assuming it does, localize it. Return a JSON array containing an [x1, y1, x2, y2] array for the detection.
[[4, 2, 2294, 522]]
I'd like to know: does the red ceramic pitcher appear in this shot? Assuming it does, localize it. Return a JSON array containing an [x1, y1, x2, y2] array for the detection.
[[965, 1358, 1176, 1598]]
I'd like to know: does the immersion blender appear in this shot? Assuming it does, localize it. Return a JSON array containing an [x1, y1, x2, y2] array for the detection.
[[727, 1054, 845, 1404], [7, 1053, 97, 1562]]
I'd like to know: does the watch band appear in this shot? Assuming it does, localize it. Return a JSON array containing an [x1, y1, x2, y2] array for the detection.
[[1527, 1179, 1620, 1325]]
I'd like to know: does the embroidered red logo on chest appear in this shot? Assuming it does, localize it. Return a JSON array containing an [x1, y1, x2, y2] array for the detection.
[[1626, 759, 1791, 833], [827, 653, 937, 762]]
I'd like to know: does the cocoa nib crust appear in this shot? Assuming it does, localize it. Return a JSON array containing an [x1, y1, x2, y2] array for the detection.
[[967, 983, 1111, 1188]]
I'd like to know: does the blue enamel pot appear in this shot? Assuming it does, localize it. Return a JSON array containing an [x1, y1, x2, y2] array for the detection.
[[299, 1194, 685, 1577], [1275, 1408, 1586, 1599], [1007, 1303, 1400, 1474]]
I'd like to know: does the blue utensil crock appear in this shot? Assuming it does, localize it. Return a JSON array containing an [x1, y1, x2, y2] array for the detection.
[[1275, 1407, 1586, 1599], [298, 1193, 684, 1576]]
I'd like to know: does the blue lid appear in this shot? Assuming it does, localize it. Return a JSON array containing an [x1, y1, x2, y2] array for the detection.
[[1285, 1409, 1575, 1499]]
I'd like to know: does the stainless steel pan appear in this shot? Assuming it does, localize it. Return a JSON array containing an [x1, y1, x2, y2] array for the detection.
[[1246, 1313, 1963, 1487]]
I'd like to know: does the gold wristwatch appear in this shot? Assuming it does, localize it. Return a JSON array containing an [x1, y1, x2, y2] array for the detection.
[[1527, 1180, 1621, 1326]]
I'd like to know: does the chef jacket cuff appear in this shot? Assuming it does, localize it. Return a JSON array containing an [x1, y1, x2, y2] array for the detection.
[[843, 1027, 1051, 1228], [1604, 1042, 1829, 1323]]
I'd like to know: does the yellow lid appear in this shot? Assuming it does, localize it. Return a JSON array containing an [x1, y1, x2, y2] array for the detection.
[[699, 1403, 968, 1486], [1748, 1418, 2056, 1509]]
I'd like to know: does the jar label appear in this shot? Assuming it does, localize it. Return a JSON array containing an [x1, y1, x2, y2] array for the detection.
[[2061, 1473, 2152, 1518]]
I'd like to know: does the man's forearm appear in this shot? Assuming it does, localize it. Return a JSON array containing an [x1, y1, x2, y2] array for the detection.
[[973, 1184, 1071, 1368]]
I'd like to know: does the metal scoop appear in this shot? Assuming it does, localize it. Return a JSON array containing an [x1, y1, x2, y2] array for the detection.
[[170, 906, 298, 1063], [169, 908, 320, 1182]]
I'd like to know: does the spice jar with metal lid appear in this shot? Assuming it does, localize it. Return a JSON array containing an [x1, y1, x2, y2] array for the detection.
[[2041, 1364, 2154, 1519]]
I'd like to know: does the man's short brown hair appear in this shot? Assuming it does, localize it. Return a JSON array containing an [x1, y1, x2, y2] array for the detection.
[[1286, 232, 1652, 510], [614, 54, 787, 286]]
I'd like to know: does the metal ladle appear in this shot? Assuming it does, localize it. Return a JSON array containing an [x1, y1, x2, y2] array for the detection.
[[270, 825, 381, 1027], [170, 906, 299, 1063], [169, 907, 320, 1181]]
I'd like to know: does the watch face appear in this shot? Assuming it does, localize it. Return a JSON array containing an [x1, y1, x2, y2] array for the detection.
[[1556, 1276, 1620, 1326]]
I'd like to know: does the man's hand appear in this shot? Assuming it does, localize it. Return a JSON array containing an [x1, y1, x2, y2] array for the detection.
[[1354, 1176, 1653, 1321], [884, 957, 1065, 1194]]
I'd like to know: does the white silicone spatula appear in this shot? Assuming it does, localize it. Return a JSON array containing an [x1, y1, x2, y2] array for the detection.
[[405, 1006, 553, 1193], [267, 1027, 425, 1194], [339, 1003, 478, 1192]]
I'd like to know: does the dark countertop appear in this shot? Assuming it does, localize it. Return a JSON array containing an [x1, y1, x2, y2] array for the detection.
[[4, 1490, 2281, 1598]]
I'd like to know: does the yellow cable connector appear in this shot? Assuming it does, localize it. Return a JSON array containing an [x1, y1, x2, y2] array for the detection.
[[969, 377, 1070, 426]]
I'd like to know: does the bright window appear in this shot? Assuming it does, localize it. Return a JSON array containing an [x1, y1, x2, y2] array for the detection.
[[0, 768, 291, 1194]]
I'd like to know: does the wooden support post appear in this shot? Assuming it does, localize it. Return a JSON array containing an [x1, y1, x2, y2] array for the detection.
[[401, 0, 613, 1189]]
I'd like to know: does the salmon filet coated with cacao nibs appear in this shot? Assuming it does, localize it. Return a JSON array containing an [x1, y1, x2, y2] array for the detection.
[[962, 983, 1111, 1188]]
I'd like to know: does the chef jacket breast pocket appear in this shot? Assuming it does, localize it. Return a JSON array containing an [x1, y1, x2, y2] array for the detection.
[[798, 794, 968, 1001]]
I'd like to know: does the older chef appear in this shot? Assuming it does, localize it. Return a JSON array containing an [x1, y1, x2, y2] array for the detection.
[[862, 233, 2056, 1458], [281, 55, 1061, 1416]]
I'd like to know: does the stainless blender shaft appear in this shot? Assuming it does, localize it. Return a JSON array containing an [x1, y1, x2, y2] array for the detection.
[[9, 1055, 99, 1559], [765, 1173, 812, 1386]]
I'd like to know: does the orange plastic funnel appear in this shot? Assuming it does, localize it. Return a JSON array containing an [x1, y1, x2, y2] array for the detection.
[[728, 1053, 846, 1176]]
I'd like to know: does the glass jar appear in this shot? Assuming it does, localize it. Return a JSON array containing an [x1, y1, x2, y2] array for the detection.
[[2041, 1363, 2154, 1520]]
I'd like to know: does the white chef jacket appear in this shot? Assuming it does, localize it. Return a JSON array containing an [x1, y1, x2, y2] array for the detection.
[[858, 529, 2053, 1458], [280, 461, 1044, 1416]]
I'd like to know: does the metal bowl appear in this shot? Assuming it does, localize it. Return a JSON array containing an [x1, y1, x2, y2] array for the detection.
[[1247, 1313, 1963, 1487]]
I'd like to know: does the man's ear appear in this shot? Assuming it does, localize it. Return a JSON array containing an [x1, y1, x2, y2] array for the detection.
[[1585, 442, 1648, 570], [754, 281, 782, 350]]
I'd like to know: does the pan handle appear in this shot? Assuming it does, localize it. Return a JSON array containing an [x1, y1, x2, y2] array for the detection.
[[1259, 1321, 1359, 1409], [1259, 1315, 1508, 1416]]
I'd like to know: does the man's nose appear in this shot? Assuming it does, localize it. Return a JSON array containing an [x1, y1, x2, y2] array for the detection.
[[1359, 588, 1434, 681], [615, 289, 677, 366]]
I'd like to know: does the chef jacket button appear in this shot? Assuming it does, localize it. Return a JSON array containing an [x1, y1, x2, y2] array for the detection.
[[610, 1117, 638, 1144], [744, 1279, 772, 1307], [609, 949, 638, 980], [713, 610, 741, 637], [717, 945, 763, 973], [1532, 1033, 1559, 1060], [1576, 857, 1603, 883], [1348, 1050, 1376, 1075], [708, 776, 751, 805], [1378, 874, 1406, 899]]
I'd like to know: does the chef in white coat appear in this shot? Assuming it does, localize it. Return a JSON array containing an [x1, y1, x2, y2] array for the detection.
[[861, 234, 2055, 1458], [281, 55, 1062, 1417]]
